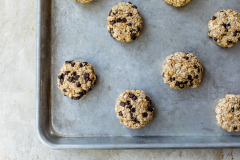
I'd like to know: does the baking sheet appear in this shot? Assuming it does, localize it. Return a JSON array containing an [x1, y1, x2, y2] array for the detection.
[[37, 0, 240, 149]]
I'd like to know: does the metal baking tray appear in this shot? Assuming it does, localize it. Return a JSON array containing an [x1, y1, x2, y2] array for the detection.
[[37, 0, 240, 149]]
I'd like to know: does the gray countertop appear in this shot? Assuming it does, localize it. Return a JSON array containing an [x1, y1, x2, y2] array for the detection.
[[1, 0, 240, 159]]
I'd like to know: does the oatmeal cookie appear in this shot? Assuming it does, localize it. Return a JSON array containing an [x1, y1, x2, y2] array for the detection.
[[162, 52, 203, 90], [76, 0, 92, 3], [57, 60, 97, 100], [215, 94, 240, 132], [107, 2, 143, 42], [115, 90, 154, 129], [208, 9, 240, 48], [164, 0, 191, 7]]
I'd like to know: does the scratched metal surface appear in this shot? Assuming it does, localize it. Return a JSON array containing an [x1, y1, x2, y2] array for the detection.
[[47, 0, 240, 139]]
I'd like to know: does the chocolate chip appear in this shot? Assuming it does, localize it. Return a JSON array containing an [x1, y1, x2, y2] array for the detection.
[[58, 74, 64, 79], [84, 73, 89, 78], [131, 108, 136, 112], [220, 10, 224, 12], [119, 111, 123, 116], [183, 57, 189, 60], [72, 79, 76, 83], [63, 89, 67, 92], [195, 75, 199, 79], [79, 92, 83, 97], [74, 75, 79, 80], [162, 73, 165, 77], [142, 112, 148, 117], [71, 96, 81, 100], [222, 24, 227, 29], [109, 28, 113, 33], [137, 27, 140, 31], [208, 30, 211, 34], [65, 71, 70, 75], [127, 104, 132, 109], [227, 23, 231, 26], [189, 83, 194, 87], [76, 82, 81, 87], [120, 102, 125, 107], [194, 65, 198, 69], [132, 5, 137, 9], [232, 107, 235, 112], [131, 33, 137, 40], [60, 79, 64, 84], [175, 81, 180, 86], [188, 75, 192, 80], [172, 77, 175, 81], [88, 87, 92, 91], [233, 126, 238, 130], [132, 96, 137, 101], [68, 77, 73, 82], [113, 11, 118, 15], [129, 93, 134, 98], [238, 38, 240, 41], [125, 101, 130, 105], [211, 16, 217, 20], [214, 37, 217, 42], [131, 116, 136, 121], [148, 107, 153, 112], [135, 119, 140, 123], [72, 72, 76, 76], [233, 32, 237, 36], [128, 13, 133, 17], [65, 60, 73, 64], [71, 62, 75, 67], [85, 77, 89, 82], [116, 18, 122, 22], [184, 81, 188, 84], [82, 90, 86, 95], [109, 12, 111, 16], [79, 63, 83, 67], [110, 20, 115, 25], [128, 2, 132, 4], [122, 18, 127, 23], [146, 96, 151, 101], [84, 62, 88, 66], [128, 23, 132, 26], [228, 40, 233, 44]]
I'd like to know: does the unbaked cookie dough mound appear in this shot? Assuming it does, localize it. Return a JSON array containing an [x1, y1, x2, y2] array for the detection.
[[57, 60, 97, 100], [164, 0, 191, 7], [76, 0, 92, 3], [162, 52, 203, 90], [107, 2, 143, 42], [115, 90, 154, 129], [215, 95, 240, 132], [208, 9, 240, 48]]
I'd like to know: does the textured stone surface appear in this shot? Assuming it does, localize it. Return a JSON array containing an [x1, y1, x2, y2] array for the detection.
[[1, 0, 240, 159]]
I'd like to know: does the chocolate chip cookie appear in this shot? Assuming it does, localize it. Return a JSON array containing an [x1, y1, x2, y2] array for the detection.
[[215, 94, 240, 132], [107, 2, 143, 42], [57, 60, 97, 100], [162, 52, 203, 90], [76, 0, 92, 3], [115, 90, 154, 129], [164, 0, 191, 7], [208, 9, 240, 48]]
